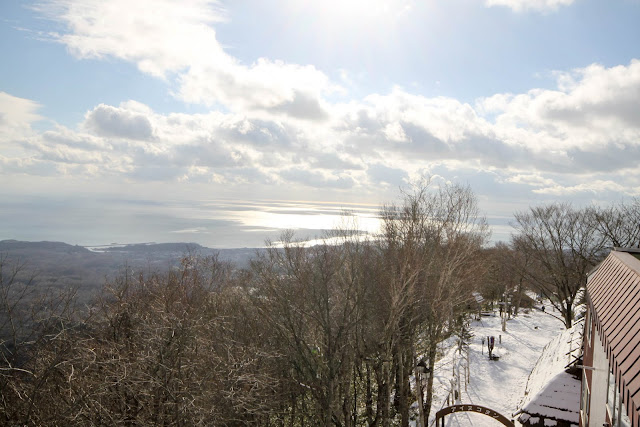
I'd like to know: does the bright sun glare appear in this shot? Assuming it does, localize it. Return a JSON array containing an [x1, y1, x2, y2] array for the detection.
[[211, 199, 383, 243], [287, 0, 414, 35]]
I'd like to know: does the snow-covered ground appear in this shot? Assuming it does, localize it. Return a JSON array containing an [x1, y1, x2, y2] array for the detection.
[[427, 305, 568, 426]]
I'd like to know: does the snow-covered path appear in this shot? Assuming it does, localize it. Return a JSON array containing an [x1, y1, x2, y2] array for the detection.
[[428, 306, 567, 426]]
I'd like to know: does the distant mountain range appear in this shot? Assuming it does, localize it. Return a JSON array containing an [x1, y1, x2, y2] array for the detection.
[[0, 240, 261, 303]]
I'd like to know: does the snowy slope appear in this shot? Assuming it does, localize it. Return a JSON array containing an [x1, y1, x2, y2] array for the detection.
[[428, 305, 568, 426]]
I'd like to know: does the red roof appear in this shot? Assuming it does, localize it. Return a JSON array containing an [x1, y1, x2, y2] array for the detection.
[[587, 250, 640, 427]]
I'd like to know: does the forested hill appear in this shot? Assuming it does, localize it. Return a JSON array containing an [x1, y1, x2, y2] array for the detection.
[[0, 240, 259, 302], [0, 240, 92, 253]]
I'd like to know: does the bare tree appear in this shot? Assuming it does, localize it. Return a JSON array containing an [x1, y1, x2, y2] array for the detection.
[[378, 181, 489, 426], [480, 242, 530, 317], [589, 198, 640, 248], [0, 255, 80, 425], [251, 229, 368, 426], [1, 253, 288, 426], [512, 203, 605, 328], [480, 243, 512, 307]]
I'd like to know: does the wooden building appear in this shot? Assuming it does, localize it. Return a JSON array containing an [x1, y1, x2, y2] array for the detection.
[[581, 249, 640, 427]]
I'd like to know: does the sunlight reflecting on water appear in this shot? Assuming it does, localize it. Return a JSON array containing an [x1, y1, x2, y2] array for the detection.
[[233, 204, 381, 233], [204, 199, 382, 245]]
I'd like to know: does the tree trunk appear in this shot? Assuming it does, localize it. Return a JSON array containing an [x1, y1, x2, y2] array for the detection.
[[377, 361, 391, 427], [564, 300, 573, 328], [397, 347, 410, 427], [416, 376, 426, 427], [513, 277, 524, 317], [365, 364, 374, 426], [423, 344, 438, 423]]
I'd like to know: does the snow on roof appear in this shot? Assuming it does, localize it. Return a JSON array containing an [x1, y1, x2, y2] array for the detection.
[[519, 371, 581, 425], [517, 321, 583, 425]]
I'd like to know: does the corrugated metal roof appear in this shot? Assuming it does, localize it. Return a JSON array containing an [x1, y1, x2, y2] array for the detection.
[[587, 250, 640, 427]]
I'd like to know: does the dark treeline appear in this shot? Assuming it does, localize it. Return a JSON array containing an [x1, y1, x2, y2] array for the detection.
[[1, 184, 638, 426]]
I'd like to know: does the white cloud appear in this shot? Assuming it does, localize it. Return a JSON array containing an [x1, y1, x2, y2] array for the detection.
[[549, 61, 640, 130], [36, 0, 227, 77], [178, 58, 334, 120], [84, 103, 154, 140], [484, 0, 575, 12], [0, 97, 350, 186], [39, 0, 638, 183], [477, 60, 640, 160], [367, 163, 408, 187], [279, 168, 356, 189], [383, 122, 408, 142], [38, 0, 335, 121], [3, 50, 640, 200], [533, 180, 639, 196], [506, 173, 557, 187], [23, 125, 132, 175], [327, 60, 640, 186], [0, 92, 43, 139]]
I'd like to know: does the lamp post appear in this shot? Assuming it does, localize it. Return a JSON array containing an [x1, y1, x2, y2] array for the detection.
[[416, 360, 432, 427]]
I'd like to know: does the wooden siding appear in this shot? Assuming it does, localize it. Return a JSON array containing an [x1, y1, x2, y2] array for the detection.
[[587, 251, 640, 427]]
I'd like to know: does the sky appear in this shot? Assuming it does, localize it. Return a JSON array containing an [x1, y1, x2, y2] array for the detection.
[[1, 0, 639, 248]]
